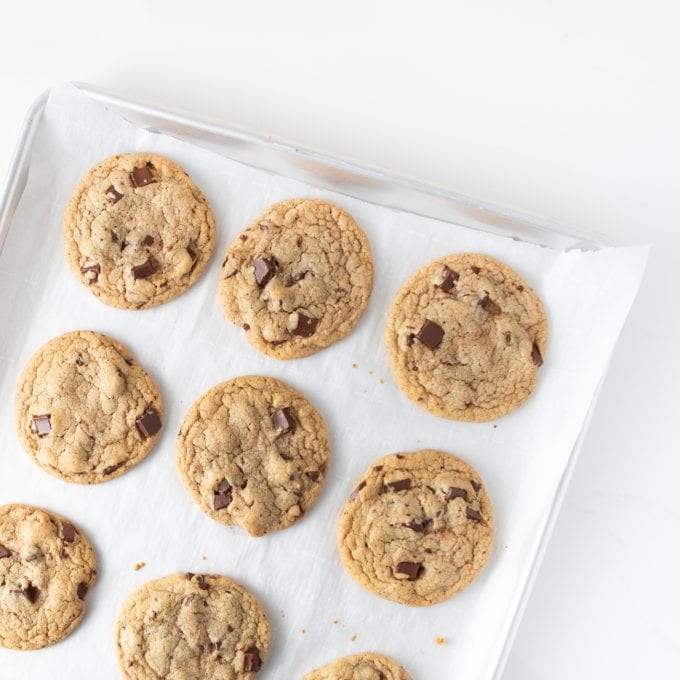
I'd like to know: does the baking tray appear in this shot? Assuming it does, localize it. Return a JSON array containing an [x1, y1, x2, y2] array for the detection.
[[0, 83, 622, 679]]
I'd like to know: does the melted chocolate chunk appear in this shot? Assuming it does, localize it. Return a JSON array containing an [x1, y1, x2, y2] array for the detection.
[[31, 414, 51, 437], [439, 266, 459, 292], [416, 320, 444, 349], [271, 407, 295, 433], [531, 343, 544, 367], [292, 313, 319, 337], [141, 235, 155, 247], [284, 271, 310, 287], [479, 295, 501, 315], [196, 575, 209, 590], [132, 258, 155, 280], [105, 185, 124, 204], [445, 487, 468, 501], [0, 544, 10, 559], [466, 507, 483, 522], [77, 582, 88, 600], [136, 408, 162, 439], [214, 480, 233, 510], [384, 478, 411, 493], [471, 480, 482, 493], [21, 584, 40, 604], [406, 333, 416, 346], [80, 263, 101, 283], [103, 462, 124, 476], [306, 471, 321, 482], [395, 561, 422, 580], [471, 265, 481, 274], [505, 331, 512, 345], [130, 164, 155, 187], [405, 518, 431, 533], [243, 647, 262, 672], [253, 257, 276, 287], [349, 480, 366, 500], [61, 523, 77, 544]]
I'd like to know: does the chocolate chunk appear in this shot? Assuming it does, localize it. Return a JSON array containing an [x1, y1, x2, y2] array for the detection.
[[505, 331, 512, 345], [292, 313, 319, 337], [243, 323, 251, 331], [284, 271, 309, 287], [103, 462, 123, 475], [395, 561, 422, 580], [130, 164, 155, 187], [0, 544, 10, 559], [243, 647, 262, 672], [23, 584, 40, 603], [31, 414, 51, 437], [183, 593, 197, 607], [141, 235, 155, 247], [349, 480, 366, 499], [384, 478, 411, 492], [531, 343, 544, 367], [60, 548, 68, 559], [405, 518, 431, 533], [373, 465, 383, 472], [136, 407, 162, 439], [439, 267, 459, 292], [106, 185, 124, 204], [471, 265, 481, 274], [471, 480, 482, 493], [445, 487, 468, 501], [210, 640, 222, 651], [253, 257, 276, 287], [132, 258, 155, 280], [306, 471, 321, 482], [76, 582, 88, 600], [466, 507, 483, 522], [240, 234, 248, 241], [186, 572, 195, 580], [214, 480, 233, 510], [76, 355, 85, 366], [271, 407, 295, 433], [416, 320, 444, 349], [196, 575, 209, 590], [61, 522, 77, 543], [406, 333, 416, 346], [80, 263, 101, 283], [479, 295, 501, 315]]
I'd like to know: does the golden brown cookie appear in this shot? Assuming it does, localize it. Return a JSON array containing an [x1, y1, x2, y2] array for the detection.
[[218, 198, 373, 359], [115, 572, 270, 679], [385, 253, 548, 421], [0, 504, 97, 650], [15, 330, 163, 483], [63, 152, 216, 309], [177, 375, 330, 536], [337, 450, 493, 606], [301, 652, 412, 680]]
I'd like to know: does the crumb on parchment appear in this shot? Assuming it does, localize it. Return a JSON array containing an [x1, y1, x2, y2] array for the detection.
[[134, 562, 145, 571], [351, 634, 357, 642], [436, 636, 445, 646]]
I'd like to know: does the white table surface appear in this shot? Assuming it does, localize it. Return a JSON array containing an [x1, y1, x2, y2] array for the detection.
[[1, 1, 678, 677]]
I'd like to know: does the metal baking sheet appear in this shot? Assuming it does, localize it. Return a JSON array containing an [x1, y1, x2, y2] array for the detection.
[[0, 84, 647, 679]]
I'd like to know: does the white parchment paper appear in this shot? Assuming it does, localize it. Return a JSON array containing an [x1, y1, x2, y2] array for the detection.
[[0, 86, 648, 679]]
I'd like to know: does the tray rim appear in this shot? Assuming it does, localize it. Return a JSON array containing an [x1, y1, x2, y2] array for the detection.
[[0, 83, 613, 680]]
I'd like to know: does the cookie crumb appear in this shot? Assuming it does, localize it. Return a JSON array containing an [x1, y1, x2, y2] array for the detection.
[[493, 424, 497, 429], [201, 555, 207, 560], [332, 619, 338, 624], [133, 562, 146, 571], [379, 378, 384, 384], [436, 636, 446, 646], [368, 370, 373, 375], [301, 629, 306, 635], [352, 363, 358, 368], [350, 634, 357, 642]]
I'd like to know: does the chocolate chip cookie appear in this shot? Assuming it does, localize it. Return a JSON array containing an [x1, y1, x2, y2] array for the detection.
[[337, 450, 493, 606], [385, 253, 548, 421], [301, 653, 413, 680], [218, 198, 373, 359], [0, 504, 97, 650], [177, 375, 329, 536], [63, 152, 216, 309], [15, 330, 163, 484], [115, 572, 270, 679]]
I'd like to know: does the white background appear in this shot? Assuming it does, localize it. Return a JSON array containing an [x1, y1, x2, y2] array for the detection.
[[0, 1, 678, 678]]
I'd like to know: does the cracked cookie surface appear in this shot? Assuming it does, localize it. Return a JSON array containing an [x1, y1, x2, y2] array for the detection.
[[15, 330, 163, 484], [337, 450, 493, 606], [301, 652, 413, 680], [0, 504, 97, 650], [177, 375, 330, 536], [63, 152, 216, 309], [385, 253, 548, 422], [116, 572, 270, 680], [218, 198, 373, 359]]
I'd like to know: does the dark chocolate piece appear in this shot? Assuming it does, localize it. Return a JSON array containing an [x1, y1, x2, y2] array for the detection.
[[23, 584, 40, 603], [405, 518, 431, 533], [31, 414, 51, 437], [0, 544, 10, 559], [384, 478, 411, 493], [292, 313, 318, 337], [531, 343, 544, 367], [445, 487, 468, 501], [471, 265, 481, 274], [130, 164, 155, 187], [395, 561, 422, 580], [471, 480, 482, 493], [141, 235, 155, 247], [243, 647, 262, 672], [76, 582, 88, 600], [439, 267, 459, 292], [505, 331, 512, 345], [466, 507, 483, 522], [479, 295, 501, 315], [416, 320, 444, 349], [61, 523, 76, 544], [253, 257, 276, 287], [103, 462, 124, 475], [132, 258, 155, 280], [136, 408, 162, 439], [271, 407, 295, 433], [349, 480, 366, 500], [105, 185, 124, 204], [214, 480, 233, 510], [306, 471, 321, 482], [80, 263, 101, 283]]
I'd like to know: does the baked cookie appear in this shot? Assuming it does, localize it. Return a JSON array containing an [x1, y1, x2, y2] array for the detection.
[[218, 198, 373, 359], [177, 375, 329, 536], [115, 572, 270, 679], [0, 504, 97, 650], [301, 653, 412, 680], [15, 330, 163, 484], [63, 152, 216, 310], [385, 253, 548, 422], [337, 450, 493, 606]]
